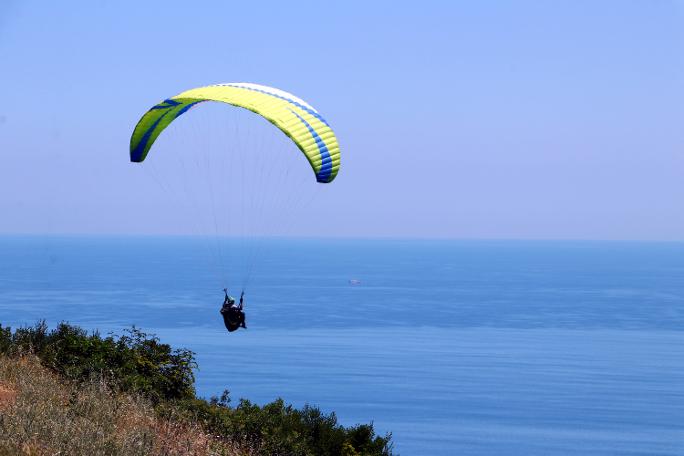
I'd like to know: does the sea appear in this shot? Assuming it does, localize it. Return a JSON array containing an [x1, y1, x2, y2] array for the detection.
[[1, 236, 683, 455]]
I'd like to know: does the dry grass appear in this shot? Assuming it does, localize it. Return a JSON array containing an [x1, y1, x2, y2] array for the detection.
[[0, 356, 247, 456], [0, 385, 15, 409]]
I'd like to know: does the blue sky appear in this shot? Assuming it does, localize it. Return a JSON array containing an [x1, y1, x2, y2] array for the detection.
[[0, 1, 682, 239]]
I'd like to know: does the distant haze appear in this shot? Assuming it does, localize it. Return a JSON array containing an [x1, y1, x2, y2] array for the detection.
[[0, 1, 682, 240]]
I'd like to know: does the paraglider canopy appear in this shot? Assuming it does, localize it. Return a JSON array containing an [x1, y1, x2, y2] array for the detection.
[[130, 83, 340, 183]]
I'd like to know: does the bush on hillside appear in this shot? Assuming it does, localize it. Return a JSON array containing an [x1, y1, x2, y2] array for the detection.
[[0, 320, 195, 403], [0, 321, 394, 456]]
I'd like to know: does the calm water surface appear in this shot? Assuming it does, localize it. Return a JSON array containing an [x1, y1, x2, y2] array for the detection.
[[1, 236, 683, 455]]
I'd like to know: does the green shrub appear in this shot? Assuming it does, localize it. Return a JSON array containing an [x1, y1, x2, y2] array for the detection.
[[0, 321, 394, 456], [0, 321, 196, 402], [161, 395, 393, 455]]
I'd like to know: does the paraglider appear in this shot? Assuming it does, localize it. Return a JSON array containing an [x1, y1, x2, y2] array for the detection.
[[220, 289, 246, 332], [129, 83, 340, 333]]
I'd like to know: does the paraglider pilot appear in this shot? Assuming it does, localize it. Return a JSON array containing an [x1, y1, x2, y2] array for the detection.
[[220, 288, 246, 332]]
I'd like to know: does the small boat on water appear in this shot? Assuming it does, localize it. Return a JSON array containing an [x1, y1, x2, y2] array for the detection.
[[349, 279, 361, 285]]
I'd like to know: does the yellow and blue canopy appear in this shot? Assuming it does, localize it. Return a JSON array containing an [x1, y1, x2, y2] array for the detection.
[[130, 83, 340, 183]]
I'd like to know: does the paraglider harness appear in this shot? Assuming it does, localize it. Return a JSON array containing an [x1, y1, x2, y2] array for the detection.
[[220, 289, 246, 332]]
